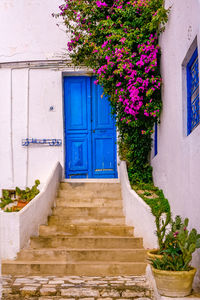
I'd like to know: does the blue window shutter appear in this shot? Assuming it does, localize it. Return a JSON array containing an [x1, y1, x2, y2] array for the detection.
[[154, 122, 158, 156], [187, 48, 199, 135]]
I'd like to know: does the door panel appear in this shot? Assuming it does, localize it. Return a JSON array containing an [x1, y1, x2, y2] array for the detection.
[[66, 79, 88, 130], [91, 78, 117, 178], [64, 76, 117, 178], [93, 136, 116, 177], [67, 135, 89, 177], [93, 84, 113, 129], [64, 77, 91, 178]]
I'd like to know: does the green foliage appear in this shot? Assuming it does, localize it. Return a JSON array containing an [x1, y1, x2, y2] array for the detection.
[[57, 0, 170, 185], [149, 216, 200, 271], [0, 190, 13, 209], [133, 183, 171, 250], [16, 180, 40, 202], [0, 180, 40, 212]]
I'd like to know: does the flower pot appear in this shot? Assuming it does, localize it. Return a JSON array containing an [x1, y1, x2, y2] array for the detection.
[[152, 266, 196, 297], [147, 249, 163, 260], [17, 201, 28, 209]]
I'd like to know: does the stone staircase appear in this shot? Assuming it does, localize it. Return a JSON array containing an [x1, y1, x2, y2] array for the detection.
[[2, 182, 147, 276]]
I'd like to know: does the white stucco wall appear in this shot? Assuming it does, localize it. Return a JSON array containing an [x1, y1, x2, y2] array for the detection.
[[151, 0, 200, 287], [0, 0, 67, 62], [0, 67, 66, 190], [0, 162, 62, 260], [119, 161, 157, 249], [0, 0, 69, 190]]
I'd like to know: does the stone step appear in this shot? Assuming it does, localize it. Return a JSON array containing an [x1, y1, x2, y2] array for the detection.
[[30, 236, 143, 249], [55, 197, 123, 207], [52, 207, 124, 217], [48, 215, 126, 226], [2, 261, 147, 276], [17, 248, 147, 262], [60, 182, 121, 192], [39, 224, 134, 237], [58, 189, 122, 200]]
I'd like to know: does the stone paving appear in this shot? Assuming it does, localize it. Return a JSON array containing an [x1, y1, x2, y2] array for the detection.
[[1, 275, 154, 300]]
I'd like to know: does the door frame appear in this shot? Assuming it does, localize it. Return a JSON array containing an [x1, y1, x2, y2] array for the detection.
[[62, 72, 118, 179]]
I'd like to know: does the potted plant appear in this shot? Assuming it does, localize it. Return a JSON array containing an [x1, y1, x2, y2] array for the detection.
[[149, 216, 200, 297], [142, 188, 171, 259], [0, 180, 40, 212]]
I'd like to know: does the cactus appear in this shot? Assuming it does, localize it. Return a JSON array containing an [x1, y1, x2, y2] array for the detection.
[[176, 219, 200, 270], [150, 215, 200, 271]]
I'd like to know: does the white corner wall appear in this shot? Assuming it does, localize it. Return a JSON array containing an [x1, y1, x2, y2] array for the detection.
[[151, 0, 200, 288], [119, 161, 157, 249], [0, 162, 62, 260]]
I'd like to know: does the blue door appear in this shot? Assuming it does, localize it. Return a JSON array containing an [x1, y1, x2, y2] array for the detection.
[[64, 76, 117, 178]]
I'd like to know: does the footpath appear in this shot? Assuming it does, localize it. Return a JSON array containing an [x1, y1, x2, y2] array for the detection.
[[1, 274, 154, 299]]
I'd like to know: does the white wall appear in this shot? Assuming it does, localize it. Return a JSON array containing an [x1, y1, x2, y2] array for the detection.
[[120, 162, 157, 249], [0, 67, 65, 190], [0, 0, 67, 63], [0, 0, 69, 190], [151, 0, 200, 287], [0, 162, 62, 260]]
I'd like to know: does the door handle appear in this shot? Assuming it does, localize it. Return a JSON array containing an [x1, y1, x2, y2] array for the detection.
[[93, 130, 95, 133]]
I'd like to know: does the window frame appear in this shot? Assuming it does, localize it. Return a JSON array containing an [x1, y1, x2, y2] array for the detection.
[[187, 48, 199, 135]]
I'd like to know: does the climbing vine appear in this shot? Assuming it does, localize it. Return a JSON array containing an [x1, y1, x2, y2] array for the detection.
[[56, 0, 169, 184]]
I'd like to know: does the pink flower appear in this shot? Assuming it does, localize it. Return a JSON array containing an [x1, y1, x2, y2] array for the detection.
[[120, 37, 126, 44], [96, 1, 108, 8], [116, 82, 122, 87], [102, 41, 108, 48]]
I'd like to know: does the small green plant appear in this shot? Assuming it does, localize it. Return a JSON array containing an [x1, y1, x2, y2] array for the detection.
[[16, 180, 40, 202], [0, 180, 40, 212], [149, 216, 200, 271], [0, 190, 13, 209]]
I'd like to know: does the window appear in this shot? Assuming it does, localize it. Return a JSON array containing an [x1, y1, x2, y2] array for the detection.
[[154, 122, 158, 156], [187, 48, 199, 135]]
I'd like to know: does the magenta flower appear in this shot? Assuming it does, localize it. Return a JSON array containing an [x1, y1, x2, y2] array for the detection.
[[120, 37, 126, 44], [101, 41, 108, 48], [96, 1, 108, 8]]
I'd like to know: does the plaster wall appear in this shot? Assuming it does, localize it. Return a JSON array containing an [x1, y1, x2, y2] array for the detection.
[[151, 0, 200, 285], [0, 0, 67, 63], [119, 161, 157, 249], [0, 67, 66, 191], [0, 162, 62, 260]]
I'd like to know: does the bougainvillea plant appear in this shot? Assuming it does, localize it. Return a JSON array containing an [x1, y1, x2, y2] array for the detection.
[[56, 0, 169, 184]]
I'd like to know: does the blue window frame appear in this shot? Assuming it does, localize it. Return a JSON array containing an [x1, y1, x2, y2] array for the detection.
[[154, 122, 158, 156], [187, 48, 199, 135]]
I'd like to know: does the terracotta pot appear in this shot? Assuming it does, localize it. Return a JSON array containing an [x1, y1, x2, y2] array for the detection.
[[147, 249, 163, 260], [17, 201, 28, 208], [152, 266, 196, 297]]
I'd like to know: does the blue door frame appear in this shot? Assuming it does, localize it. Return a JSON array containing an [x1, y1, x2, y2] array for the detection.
[[64, 76, 117, 179]]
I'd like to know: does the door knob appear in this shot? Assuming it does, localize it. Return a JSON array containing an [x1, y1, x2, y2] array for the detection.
[[93, 130, 95, 133]]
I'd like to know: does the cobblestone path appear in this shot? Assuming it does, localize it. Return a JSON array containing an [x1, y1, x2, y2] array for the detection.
[[1, 275, 154, 300]]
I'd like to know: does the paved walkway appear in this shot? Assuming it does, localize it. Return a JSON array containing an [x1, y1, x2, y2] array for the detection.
[[1, 275, 154, 299]]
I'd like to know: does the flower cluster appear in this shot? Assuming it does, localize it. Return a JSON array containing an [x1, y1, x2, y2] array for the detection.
[[56, 0, 169, 183]]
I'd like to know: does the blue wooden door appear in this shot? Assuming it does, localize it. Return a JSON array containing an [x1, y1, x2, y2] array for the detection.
[[64, 76, 117, 178]]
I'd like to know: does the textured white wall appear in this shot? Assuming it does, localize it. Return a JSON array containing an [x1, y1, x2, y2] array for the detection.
[[120, 162, 157, 249], [0, 162, 62, 260], [151, 0, 200, 287], [0, 0, 69, 190], [0, 0, 67, 62], [0, 67, 66, 191]]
